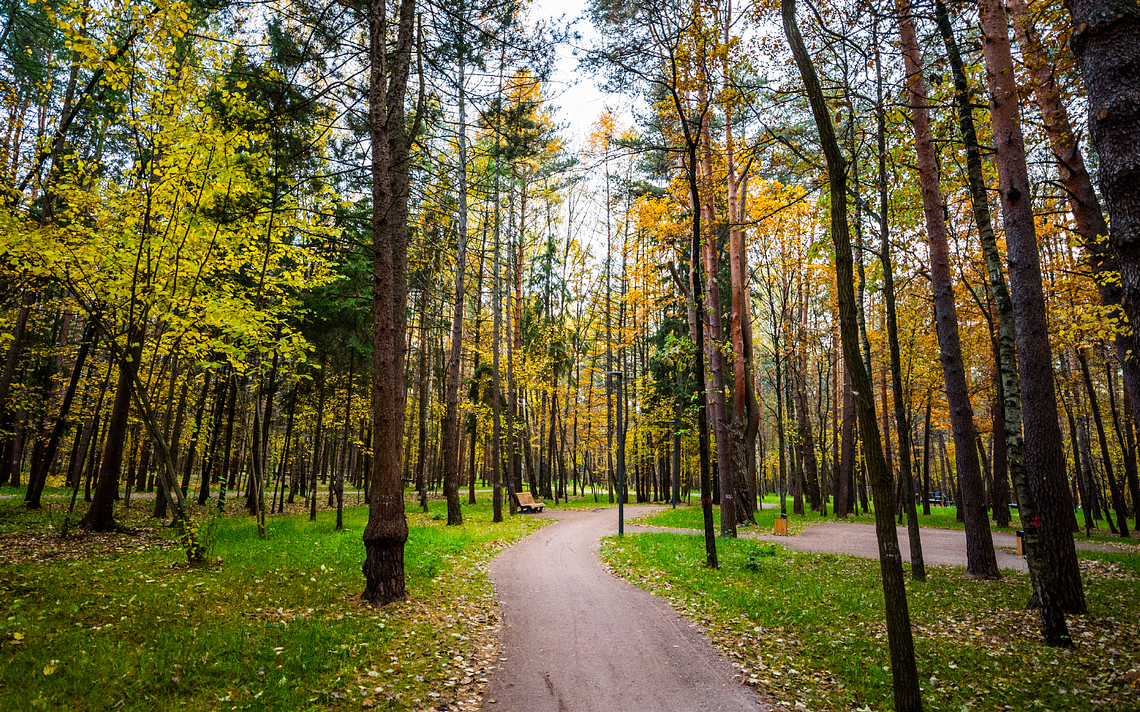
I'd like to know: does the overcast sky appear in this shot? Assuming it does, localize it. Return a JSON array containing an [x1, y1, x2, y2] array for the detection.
[[530, 0, 635, 149]]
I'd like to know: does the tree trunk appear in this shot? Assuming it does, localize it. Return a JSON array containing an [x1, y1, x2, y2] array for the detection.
[[698, 123, 737, 537], [876, 16, 925, 580], [1124, 385, 1140, 529], [990, 372, 1011, 528], [362, 0, 415, 607], [933, 0, 1026, 541], [838, 363, 854, 517], [903, 2, 999, 579], [82, 323, 143, 532], [978, 0, 1086, 616], [1007, 0, 1140, 409], [26, 318, 96, 509], [1064, 0, 1140, 355], [0, 291, 34, 437], [783, 1, 922, 704], [439, 54, 469, 526], [794, 354, 822, 512], [921, 399, 932, 515]]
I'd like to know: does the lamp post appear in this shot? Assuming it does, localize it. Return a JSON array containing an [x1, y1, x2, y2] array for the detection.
[[607, 371, 625, 536], [668, 418, 680, 509]]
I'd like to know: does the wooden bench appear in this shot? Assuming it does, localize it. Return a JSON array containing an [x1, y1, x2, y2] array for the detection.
[[514, 491, 545, 513]]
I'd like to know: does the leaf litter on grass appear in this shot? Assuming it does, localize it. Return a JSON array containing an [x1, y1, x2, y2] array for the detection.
[[600, 532, 1140, 712], [0, 502, 548, 712]]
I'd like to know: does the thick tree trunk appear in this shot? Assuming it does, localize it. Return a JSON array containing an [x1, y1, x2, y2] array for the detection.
[[1008, 0, 1140, 407], [699, 129, 737, 538], [933, 0, 1027, 541], [724, 53, 758, 523], [978, 0, 1086, 616], [784, 1, 922, 705], [876, 18, 925, 580], [902, 3, 998, 579], [361, 0, 414, 607], [1064, 0, 1140, 345]]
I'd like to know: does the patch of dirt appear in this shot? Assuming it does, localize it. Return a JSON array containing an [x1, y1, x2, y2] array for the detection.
[[0, 523, 179, 565]]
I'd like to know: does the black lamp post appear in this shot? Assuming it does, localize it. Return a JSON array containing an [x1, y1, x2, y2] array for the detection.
[[607, 371, 625, 536], [668, 418, 680, 509]]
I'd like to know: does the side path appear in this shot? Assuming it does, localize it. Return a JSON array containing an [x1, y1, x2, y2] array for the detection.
[[483, 505, 769, 712], [740, 521, 1121, 573]]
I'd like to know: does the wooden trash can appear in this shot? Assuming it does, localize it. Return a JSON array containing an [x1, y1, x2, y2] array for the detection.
[[774, 515, 788, 536], [1016, 530, 1024, 555]]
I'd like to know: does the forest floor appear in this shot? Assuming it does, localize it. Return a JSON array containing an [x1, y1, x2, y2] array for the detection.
[[0, 496, 551, 712]]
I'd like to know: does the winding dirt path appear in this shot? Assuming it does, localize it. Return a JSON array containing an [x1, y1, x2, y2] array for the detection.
[[483, 506, 768, 712]]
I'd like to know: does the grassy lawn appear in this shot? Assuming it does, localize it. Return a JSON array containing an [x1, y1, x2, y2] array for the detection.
[[0, 497, 548, 712], [601, 531, 1140, 711]]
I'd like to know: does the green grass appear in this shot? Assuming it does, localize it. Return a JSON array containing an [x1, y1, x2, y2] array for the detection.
[[0, 498, 548, 711], [601, 532, 1140, 711]]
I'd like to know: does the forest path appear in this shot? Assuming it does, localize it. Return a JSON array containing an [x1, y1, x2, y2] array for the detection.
[[737, 520, 1122, 572], [482, 505, 769, 712]]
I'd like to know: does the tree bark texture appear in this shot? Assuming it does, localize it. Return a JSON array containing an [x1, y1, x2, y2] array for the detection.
[[979, 0, 1086, 614], [362, 0, 415, 607], [1065, 0, 1140, 342], [932, 0, 1027, 544], [1009, 0, 1140, 408]]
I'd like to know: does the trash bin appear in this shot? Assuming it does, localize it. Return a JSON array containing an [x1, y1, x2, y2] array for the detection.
[[1016, 530, 1024, 556], [774, 513, 788, 536]]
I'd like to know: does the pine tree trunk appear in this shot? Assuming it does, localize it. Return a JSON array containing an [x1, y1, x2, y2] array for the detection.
[[978, 0, 1086, 615], [439, 54, 468, 526], [361, 0, 414, 606], [1064, 0, 1140, 350], [876, 17, 925, 579], [902, 2, 999, 579], [1008, 0, 1140, 408]]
